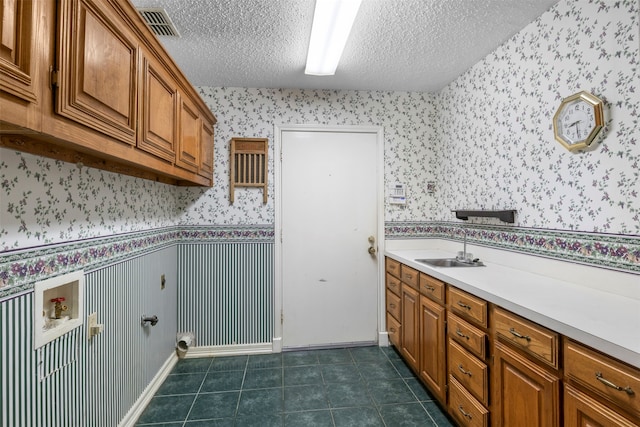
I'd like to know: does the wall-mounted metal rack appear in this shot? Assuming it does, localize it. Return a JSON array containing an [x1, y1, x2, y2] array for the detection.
[[453, 210, 516, 223]]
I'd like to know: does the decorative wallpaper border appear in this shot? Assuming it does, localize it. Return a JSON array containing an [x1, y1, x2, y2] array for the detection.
[[2, 222, 638, 299], [0, 225, 275, 299], [386, 222, 640, 274]]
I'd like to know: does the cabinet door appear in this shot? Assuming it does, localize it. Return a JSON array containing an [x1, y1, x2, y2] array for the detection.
[[0, 0, 42, 131], [199, 118, 214, 178], [0, 0, 37, 102], [493, 341, 560, 427], [177, 95, 200, 172], [138, 53, 177, 162], [401, 284, 420, 371], [56, 0, 137, 145], [564, 383, 638, 427], [419, 295, 446, 403]]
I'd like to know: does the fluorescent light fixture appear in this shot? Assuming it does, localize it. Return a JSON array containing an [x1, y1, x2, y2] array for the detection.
[[305, 0, 363, 76]]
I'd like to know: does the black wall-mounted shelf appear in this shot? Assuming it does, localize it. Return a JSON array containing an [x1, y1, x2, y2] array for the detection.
[[453, 210, 516, 223]]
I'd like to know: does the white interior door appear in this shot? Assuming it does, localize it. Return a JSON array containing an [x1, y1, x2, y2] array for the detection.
[[279, 127, 381, 349]]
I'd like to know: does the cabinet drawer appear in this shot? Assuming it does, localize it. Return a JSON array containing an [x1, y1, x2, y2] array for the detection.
[[448, 286, 487, 327], [564, 340, 640, 418], [400, 265, 419, 289], [386, 273, 401, 297], [448, 312, 487, 359], [386, 313, 401, 348], [385, 257, 401, 279], [386, 290, 401, 321], [449, 375, 489, 427], [419, 273, 445, 304], [448, 339, 489, 406], [494, 307, 558, 369]]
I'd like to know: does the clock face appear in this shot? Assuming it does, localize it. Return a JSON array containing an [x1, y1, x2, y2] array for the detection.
[[553, 91, 604, 152], [556, 99, 596, 145]]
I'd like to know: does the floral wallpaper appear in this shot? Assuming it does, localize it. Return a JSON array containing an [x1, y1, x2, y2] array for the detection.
[[0, 150, 180, 251], [1, 0, 639, 296], [432, 0, 639, 234], [177, 88, 436, 225]]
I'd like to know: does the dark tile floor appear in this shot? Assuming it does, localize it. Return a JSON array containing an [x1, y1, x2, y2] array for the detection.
[[136, 346, 456, 427]]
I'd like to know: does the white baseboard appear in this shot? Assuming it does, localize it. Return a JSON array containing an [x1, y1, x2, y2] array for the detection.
[[118, 352, 178, 427], [185, 342, 274, 358]]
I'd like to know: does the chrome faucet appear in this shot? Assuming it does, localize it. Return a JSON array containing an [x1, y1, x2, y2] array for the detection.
[[455, 227, 480, 264], [455, 227, 468, 261]]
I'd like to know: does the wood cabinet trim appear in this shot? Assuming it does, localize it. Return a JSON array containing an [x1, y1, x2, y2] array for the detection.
[[448, 311, 487, 359], [401, 283, 420, 371], [564, 382, 639, 427], [564, 339, 640, 419], [448, 286, 488, 328], [419, 295, 447, 404], [493, 306, 559, 369], [386, 273, 401, 297], [400, 264, 419, 289], [492, 340, 561, 427], [385, 257, 401, 279], [448, 338, 489, 406], [419, 272, 445, 304], [449, 375, 489, 427]]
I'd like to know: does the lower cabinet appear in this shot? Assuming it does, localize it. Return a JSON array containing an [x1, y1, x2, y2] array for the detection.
[[492, 340, 560, 427], [401, 283, 420, 371], [383, 257, 639, 427], [419, 295, 446, 404]]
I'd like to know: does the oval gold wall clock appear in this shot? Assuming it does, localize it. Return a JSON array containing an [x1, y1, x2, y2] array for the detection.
[[552, 91, 605, 152]]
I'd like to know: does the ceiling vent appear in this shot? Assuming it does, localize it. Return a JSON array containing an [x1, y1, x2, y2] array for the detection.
[[138, 8, 180, 37]]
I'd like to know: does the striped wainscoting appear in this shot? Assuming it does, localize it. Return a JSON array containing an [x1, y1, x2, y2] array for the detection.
[[0, 246, 177, 427], [177, 242, 274, 349], [83, 246, 178, 426]]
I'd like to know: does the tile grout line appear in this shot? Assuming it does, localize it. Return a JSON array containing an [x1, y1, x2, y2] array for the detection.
[[234, 356, 250, 419], [180, 357, 215, 426]]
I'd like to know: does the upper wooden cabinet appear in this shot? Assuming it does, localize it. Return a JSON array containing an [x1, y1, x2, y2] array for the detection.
[[139, 52, 178, 162], [0, 0, 43, 131], [56, 0, 138, 146], [0, 0, 216, 186], [177, 94, 200, 173]]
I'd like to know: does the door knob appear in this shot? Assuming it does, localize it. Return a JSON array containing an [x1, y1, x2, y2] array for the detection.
[[368, 246, 376, 255]]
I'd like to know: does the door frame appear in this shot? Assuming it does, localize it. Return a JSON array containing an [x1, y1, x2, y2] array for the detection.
[[273, 124, 386, 352]]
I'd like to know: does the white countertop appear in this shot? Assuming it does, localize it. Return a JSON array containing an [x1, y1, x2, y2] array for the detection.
[[385, 247, 640, 368]]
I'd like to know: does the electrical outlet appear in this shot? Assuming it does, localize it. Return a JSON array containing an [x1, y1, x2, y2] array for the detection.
[[161, 274, 166, 290]]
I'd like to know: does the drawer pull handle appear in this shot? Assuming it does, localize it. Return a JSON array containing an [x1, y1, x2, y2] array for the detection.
[[458, 364, 472, 377], [509, 328, 531, 342], [595, 372, 635, 395], [423, 285, 435, 291], [405, 274, 413, 279], [455, 328, 470, 340], [458, 405, 473, 420], [390, 328, 396, 333], [389, 303, 396, 309], [457, 301, 472, 310]]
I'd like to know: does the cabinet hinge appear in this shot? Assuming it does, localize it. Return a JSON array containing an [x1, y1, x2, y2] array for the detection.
[[280, 310, 284, 325], [50, 67, 59, 88]]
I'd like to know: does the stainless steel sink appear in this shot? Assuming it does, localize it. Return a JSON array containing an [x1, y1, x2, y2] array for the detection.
[[415, 258, 485, 268]]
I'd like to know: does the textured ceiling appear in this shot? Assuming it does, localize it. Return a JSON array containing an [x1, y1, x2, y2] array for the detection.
[[130, 0, 560, 92]]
